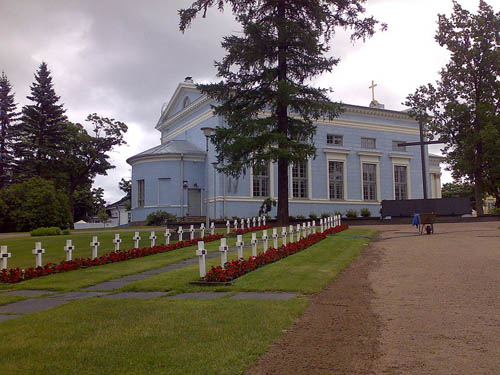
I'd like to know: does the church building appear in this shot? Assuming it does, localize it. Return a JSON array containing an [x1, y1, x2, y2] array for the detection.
[[127, 78, 443, 222]]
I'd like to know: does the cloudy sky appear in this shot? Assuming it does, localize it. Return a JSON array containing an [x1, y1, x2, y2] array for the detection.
[[1, 0, 496, 203]]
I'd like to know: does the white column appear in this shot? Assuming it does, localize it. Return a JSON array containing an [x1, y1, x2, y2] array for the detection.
[[251, 232, 258, 257], [196, 241, 207, 278], [149, 231, 157, 247], [133, 232, 141, 248], [64, 240, 74, 261], [90, 236, 100, 259], [219, 238, 228, 267], [32, 242, 45, 268], [1, 245, 12, 270], [236, 235, 244, 259]]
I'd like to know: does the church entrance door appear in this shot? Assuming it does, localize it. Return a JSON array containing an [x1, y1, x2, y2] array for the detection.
[[187, 188, 202, 216]]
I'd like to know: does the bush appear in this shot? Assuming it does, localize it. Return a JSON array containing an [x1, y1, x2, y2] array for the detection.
[[490, 207, 500, 215], [334, 211, 342, 217], [146, 210, 177, 226], [288, 215, 296, 220], [296, 214, 305, 219], [308, 213, 317, 220], [360, 208, 371, 217], [30, 227, 62, 237], [0, 177, 71, 232], [62, 229, 71, 235], [345, 209, 358, 218], [320, 212, 330, 219]]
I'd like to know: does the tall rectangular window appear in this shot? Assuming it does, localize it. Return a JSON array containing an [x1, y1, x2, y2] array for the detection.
[[327, 134, 343, 146], [252, 165, 269, 197], [392, 140, 407, 152], [362, 164, 377, 201], [361, 137, 376, 149], [292, 161, 308, 198], [329, 161, 344, 200], [394, 166, 408, 200], [137, 179, 145, 208]]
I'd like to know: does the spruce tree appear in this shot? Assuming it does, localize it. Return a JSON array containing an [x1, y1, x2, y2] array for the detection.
[[0, 72, 20, 188], [16, 62, 67, 180], [179, 1, 384, 224]]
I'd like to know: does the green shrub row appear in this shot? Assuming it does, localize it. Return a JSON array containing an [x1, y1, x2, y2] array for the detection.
[[30, 227, 71, 237]]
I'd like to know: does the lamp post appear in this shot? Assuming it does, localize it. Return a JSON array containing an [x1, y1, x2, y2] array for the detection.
[[212, 162, 218, 219], [201, 127, 214, 228]]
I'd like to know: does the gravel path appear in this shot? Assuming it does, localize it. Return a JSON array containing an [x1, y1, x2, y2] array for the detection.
[[247, 221, 500, 375]]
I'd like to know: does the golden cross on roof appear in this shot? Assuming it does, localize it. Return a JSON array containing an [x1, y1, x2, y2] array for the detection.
[[369, 80, 377, 102]]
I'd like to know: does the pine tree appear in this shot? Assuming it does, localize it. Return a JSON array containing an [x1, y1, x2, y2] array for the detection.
[[0, 71, 19, 188], [179, 0, 384, 224], [16, 62, 67, 181], [406, 1, 500, 214]]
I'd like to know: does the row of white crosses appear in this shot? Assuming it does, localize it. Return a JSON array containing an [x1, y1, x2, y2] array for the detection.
[[227, 215, 267, 234], [195, 221, 326, 277]]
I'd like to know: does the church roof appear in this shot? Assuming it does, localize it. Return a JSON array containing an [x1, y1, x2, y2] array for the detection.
[[126, 139, 205, 164]]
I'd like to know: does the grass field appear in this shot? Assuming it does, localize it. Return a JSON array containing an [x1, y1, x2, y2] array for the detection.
[[0, 228, 376, 375]]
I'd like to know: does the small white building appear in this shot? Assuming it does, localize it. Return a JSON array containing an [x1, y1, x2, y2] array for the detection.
[[106, 197, 131, 226]]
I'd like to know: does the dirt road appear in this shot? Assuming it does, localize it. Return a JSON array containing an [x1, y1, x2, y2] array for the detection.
[[246, 222, 500, 375]]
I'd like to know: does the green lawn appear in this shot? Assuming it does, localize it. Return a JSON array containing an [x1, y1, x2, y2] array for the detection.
[[0, 230, 275, 291], [0, 228, 242, 270], [0, 228, 375, 375]]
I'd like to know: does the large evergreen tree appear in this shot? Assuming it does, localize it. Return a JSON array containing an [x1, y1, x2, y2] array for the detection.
[[406, 1, 500, 214], [179, 0, 384, 224], [15, 62, 67, 181], [0, 71, 19, 188]]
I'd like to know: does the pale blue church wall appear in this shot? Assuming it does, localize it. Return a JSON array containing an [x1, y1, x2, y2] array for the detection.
[[131, 159, 206, 221]]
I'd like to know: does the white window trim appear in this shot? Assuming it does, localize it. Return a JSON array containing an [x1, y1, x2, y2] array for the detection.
[[390, 155, 412, 200], [324, 150, 349, 201], [250, 163, 274, 198], [289, 159, 312, 200], [359, 152, 381, 202]]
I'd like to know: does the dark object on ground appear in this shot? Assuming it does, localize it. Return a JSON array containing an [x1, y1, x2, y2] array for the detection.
[[382, 198, 471, 218]]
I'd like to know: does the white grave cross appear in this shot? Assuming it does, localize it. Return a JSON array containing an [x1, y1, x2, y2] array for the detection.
[[32, 242, 45, 268], [90, 236, 100, 259], [150, 231, 157, 247], [257, 216, 262, 227], [1, 246, 12, 270], [320, 218, 324, 232], [164, 229, 171, 245], [289, 225, 294, 243], [233, 219, 238, 231], [251, 232, 258, 257], [64, 239, 75, 261], [219, 238, 229, 267], [281, 227, 287, 247], [296, 224, 301, 240], [196, 241, 207, 278], [113, 234, 122, 252], [262, 216, 266, 226], [272, 228, 279, 249], [252, 217, 256, 228], [246, 218, 251, 229], [200, 223, 205, 239], [226, 220, 231, 234], [190, 225, 195, 240], [210, 222, 215, 236], [240, 218, 245, 230], [236, 234, 245, 259], [178, 226, 184, 241], [262, 230, 269, 252], [133, 232, 141, 248]]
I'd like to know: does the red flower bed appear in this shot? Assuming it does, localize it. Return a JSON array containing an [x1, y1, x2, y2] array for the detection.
[[230, 225, 271, 236], [324, 224, 349, 235], [0, 233, 224, 284], [204, 225, 348, 283]]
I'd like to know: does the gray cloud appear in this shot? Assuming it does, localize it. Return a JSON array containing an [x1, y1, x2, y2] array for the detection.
[[1, 0, 497, 201]]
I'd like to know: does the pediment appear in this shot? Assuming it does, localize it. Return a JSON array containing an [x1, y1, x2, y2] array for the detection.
[[156, 82, 204, 129]]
